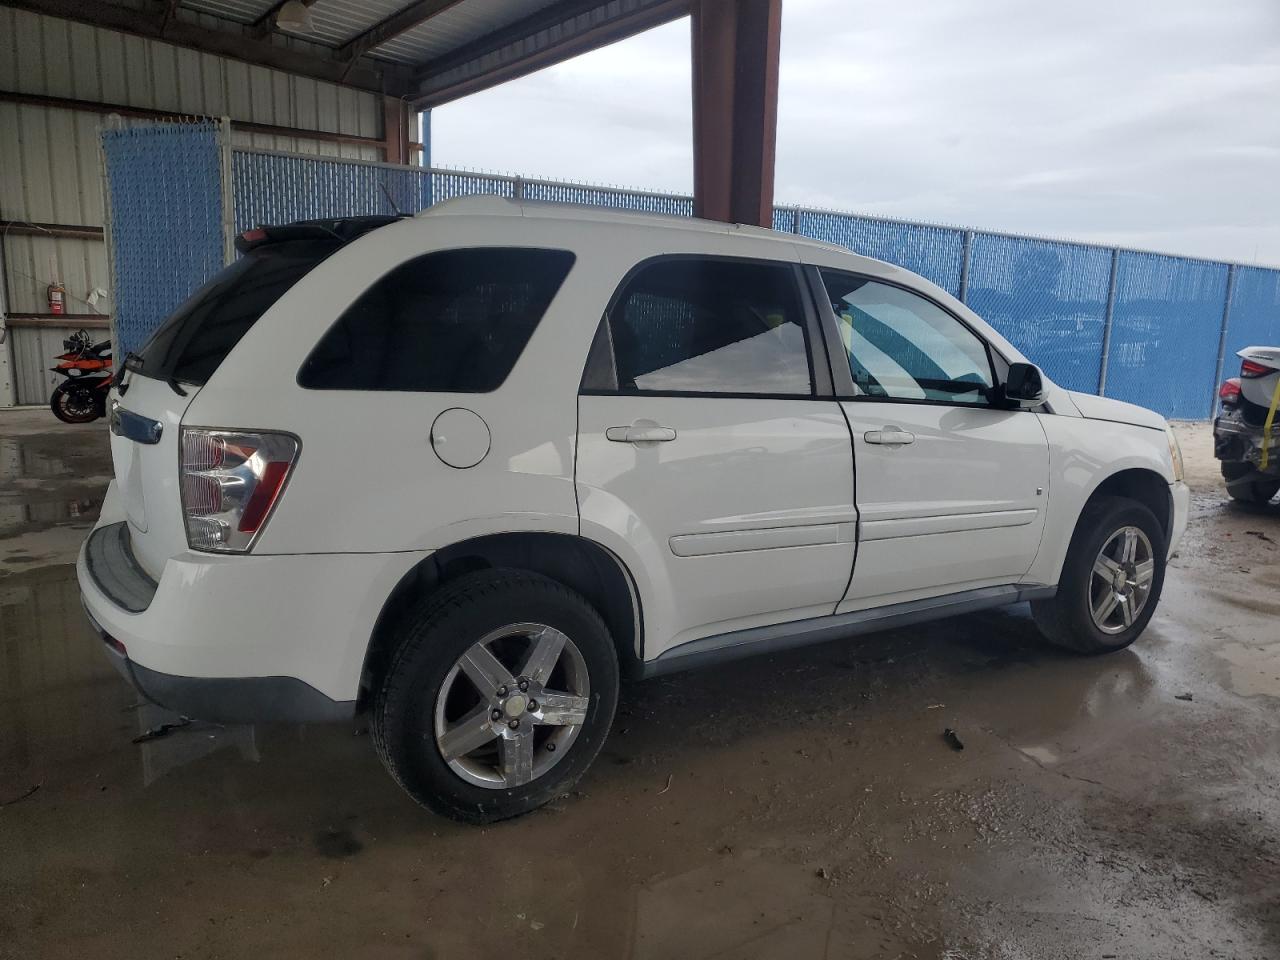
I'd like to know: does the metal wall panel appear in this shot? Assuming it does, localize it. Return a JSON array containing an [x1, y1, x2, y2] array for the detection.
[[0, 8, 384, 404], [9, 323, 98, 405]]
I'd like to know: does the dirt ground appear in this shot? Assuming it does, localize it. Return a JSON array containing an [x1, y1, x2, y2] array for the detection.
[[1, 411, 1277, 959]]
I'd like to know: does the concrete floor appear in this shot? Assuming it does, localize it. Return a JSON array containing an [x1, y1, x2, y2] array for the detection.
[[1, 411, 1277, 959]]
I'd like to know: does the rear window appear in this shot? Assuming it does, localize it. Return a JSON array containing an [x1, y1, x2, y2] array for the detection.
[[136, 241, 332, 385], [297, 248, 575, 392]]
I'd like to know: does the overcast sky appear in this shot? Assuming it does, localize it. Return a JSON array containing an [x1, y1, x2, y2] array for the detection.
[[432, 0, 1280, 266]]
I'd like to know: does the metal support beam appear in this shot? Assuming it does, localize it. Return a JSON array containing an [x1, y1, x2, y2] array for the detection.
[[0, 220, 104, 241], [382, 96, 412, 165], [337, 0, 466, 65], [413, 0, 689, 107], [5, 0, 414, 97], [0, 226, 14, 406], [0, 91, 421, 158], [690, 0, 781, 227], [419, 109, 432, 169]]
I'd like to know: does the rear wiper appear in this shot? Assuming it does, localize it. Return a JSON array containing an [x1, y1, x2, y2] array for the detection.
[[166, 376, 188, 398], [118, 351, 143, 395]]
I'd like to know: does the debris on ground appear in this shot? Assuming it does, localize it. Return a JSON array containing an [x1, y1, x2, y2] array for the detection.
[[1245, 530, 1275, 544], [0, 784, 40, 808], [657, 774, 674, 795], [926, 703, 945, 710], [1175, 692, 1194, 702], [943, 728, 965, 751], [131, 719, 193, 744], [816, 866, 831, 881]]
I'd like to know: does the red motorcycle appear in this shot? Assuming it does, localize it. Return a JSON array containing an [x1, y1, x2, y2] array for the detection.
[[50, 329, 113, 423]]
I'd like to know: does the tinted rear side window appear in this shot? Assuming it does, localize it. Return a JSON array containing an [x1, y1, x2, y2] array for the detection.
[[138, 241, 332, 386], [600, 257, 812, 396], [298, 248, 575, 392]]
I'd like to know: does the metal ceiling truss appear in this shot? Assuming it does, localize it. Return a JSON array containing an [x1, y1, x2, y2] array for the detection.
[[1, 0, 692, 104]]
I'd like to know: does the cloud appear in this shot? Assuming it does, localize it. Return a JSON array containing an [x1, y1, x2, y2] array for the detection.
[[431, 0, 1280, 265]]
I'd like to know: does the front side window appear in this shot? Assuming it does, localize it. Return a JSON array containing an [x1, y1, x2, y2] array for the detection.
[[299, 248, 575, 392], [820, 271, 994, 405], [599, 258, 812, 396]]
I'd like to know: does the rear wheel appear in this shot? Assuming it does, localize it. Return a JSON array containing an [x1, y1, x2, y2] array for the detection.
[[1032, 496, 1166, 654], [372, 569, 619, 823], [50, 382, 101, 423], [1221, 462, 1279, 504]]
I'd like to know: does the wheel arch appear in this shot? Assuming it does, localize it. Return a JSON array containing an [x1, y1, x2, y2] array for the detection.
[[356, 532, 642, 712], [1082, 467, 1173, 542]]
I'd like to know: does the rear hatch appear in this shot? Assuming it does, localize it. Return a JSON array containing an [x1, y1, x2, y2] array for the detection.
[[110, 216, 397, 578]]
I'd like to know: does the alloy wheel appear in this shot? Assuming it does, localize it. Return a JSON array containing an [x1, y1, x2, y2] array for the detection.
[[1089, 525, 1155, 635], [432, 622, 590, 789]]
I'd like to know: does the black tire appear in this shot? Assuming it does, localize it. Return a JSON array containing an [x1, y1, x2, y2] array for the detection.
[[1031, 496, 1167, 654], [50, 382, 101, 424], [1221, 463, 1280, 504], [372, 569, 619, 824]]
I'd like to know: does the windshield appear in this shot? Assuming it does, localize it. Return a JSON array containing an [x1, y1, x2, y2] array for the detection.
[[135, 241, 335, 386]]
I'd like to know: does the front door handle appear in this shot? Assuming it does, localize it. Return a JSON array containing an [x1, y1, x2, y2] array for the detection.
[[606, 422, 677, 443], [864, 427, 915, 445]]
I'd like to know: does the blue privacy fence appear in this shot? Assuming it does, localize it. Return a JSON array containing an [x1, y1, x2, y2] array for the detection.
[[104, 127, 1280, 420], [101, 120, 228, 359]]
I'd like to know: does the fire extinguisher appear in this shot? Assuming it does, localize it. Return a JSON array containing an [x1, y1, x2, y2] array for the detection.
[[47, 279, 66, 316]]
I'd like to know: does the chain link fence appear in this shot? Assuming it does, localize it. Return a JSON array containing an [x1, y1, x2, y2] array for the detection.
[[100, 120, 229, 357], [102, 129, 1280, 419]]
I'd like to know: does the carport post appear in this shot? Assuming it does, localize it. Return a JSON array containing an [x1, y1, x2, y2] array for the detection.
[[1211, 263, 1237, 417], [1097, 248, 1119, 396], [691, 0, 782, 227]]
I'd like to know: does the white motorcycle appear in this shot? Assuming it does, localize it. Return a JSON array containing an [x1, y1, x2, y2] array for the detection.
[[1215, 346, 1280, 504]]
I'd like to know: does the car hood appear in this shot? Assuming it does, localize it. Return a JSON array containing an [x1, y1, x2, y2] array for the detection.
[[1066, 391, 1167, 431]]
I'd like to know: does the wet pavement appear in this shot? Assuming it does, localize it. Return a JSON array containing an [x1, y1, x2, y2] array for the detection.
[[1, 410, 1277, 959]]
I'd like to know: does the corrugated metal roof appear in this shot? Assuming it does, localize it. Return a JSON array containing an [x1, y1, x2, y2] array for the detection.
[[64, 1, 683, 101], [375, 0, 565, 65], [284, 0, 409, 48], [182, 0, 277, 25], [177, 0, 579, 63]]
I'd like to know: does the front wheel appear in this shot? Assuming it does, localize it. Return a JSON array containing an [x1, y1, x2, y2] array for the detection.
[[372, 569, 619, 823], [1031, 496, 1166, 654], [49, 382, 102, 423]]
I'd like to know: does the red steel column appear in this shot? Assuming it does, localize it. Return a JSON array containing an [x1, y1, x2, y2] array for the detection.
[[690, 0, 782, 227]]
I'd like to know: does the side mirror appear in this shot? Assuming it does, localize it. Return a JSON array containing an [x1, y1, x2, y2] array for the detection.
[[1002, 362, 1046, 409]]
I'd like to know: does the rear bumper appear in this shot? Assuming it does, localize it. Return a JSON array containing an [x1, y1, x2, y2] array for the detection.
[[89, 605, 352, 723], [1214, 414, 1280, 476], [77, 505, 432, 723]]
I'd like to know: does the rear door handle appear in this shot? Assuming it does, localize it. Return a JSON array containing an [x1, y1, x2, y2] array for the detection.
[[606, 423, 677, 443], [864, 427, 915, 445]]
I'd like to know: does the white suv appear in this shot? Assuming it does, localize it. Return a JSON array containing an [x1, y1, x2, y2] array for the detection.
[[79, 198, 1189, 822]]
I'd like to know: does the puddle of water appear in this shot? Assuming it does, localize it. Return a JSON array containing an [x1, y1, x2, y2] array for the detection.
[[1017, 745, 1058, 765], [0, 565, 266, 787], [1215, 640, 1280, 698], [0, 432, 110, 543]]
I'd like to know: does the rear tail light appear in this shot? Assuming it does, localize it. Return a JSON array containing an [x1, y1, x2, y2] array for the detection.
[[1219, 378, 1242, 405], [180, 428, 299, 553], [1241, 358, 1276, 378]]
